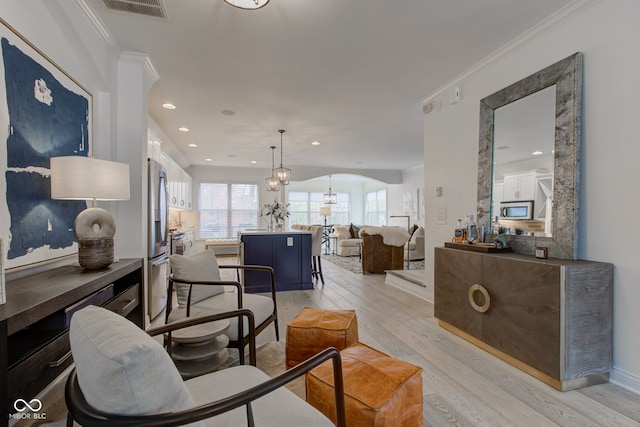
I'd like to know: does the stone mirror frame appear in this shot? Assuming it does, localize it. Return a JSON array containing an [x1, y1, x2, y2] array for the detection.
[[477, 52, 583, 259]]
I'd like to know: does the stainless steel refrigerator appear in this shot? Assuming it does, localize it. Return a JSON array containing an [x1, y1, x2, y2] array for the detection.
[[147, 158, 169, 320]]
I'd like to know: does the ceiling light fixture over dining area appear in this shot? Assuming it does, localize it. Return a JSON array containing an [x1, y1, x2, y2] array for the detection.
[[323, 175, 337, 204], [274, 129, 291, 186], [265, 145, 280, 192]]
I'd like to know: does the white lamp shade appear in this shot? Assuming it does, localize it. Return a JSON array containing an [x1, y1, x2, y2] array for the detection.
[[50, 156, 130, 201], [320, 207, 331, 216]]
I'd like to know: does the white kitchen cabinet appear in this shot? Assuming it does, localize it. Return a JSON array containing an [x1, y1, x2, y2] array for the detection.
[[503, 170, 538, 201], [158, 151, 193, 210]]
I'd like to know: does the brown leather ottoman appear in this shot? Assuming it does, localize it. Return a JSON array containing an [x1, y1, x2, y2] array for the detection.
[[286, 307, 358, 369], [306, 342, 423, 427]]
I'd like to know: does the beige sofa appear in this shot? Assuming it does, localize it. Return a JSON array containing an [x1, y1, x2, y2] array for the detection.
[[331, 225, 363, 257]]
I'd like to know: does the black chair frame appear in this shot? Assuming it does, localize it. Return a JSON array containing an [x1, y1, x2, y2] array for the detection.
[[65, 310, 346, 427]]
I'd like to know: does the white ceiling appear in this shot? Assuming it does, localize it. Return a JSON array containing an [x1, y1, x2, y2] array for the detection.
[[87, 0, 573, 172]]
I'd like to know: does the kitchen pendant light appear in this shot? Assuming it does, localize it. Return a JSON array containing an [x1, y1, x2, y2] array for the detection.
[[223, 0, 270, 10], [273, 129, 291, 185], [323, 175, 337, 204], [265, 146, 280, 192]]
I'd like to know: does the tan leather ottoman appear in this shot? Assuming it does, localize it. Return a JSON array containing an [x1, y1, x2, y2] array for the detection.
[[286, 307, 358, 369], [306, 342, 423, 427]]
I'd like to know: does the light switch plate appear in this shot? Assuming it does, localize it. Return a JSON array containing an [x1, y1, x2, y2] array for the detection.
[[287, 237, 293, 246]]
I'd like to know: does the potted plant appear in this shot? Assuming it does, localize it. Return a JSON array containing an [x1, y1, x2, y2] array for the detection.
[[260, 199, 291, 231]]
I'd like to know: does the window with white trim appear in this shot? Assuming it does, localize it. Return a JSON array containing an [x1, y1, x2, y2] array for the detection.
[[288, 191, 350, 225], [198, 182, 259, 239], [365, 189, 387, 226]]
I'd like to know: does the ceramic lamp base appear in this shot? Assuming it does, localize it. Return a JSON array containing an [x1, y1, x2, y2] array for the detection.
[[78, 238, 114, 270]]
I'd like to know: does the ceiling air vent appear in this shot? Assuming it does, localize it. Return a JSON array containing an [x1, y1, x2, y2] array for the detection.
[[102, 0, 167, 19]]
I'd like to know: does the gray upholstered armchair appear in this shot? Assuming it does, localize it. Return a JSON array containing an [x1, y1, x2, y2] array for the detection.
[[65, 305, 346, 426], [167, 250, 279, 365]]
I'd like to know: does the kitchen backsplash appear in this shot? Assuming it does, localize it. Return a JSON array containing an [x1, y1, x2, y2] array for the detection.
[[169, 208, 197, 230]]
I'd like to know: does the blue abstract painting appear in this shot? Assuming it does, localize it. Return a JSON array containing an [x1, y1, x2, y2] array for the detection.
[[1, 20, 92, 269]]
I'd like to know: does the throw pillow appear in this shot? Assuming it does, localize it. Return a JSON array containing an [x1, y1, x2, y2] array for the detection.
[[170, 250, 224, 307], [333, 226, 351, 239], [349, 223, 361, 239], [69, 306, 202, 424]]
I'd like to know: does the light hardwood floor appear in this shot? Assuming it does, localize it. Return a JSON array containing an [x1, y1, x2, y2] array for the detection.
[[30, 257, 640, 427], [264, 258, 640, 427]]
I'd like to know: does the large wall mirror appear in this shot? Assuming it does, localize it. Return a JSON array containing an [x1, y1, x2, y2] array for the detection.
[[477, 52, 582, 259]]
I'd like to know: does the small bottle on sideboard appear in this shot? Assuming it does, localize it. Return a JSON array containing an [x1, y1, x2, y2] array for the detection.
[[467, 215, 478, 243], [453, 219, 466, 242]]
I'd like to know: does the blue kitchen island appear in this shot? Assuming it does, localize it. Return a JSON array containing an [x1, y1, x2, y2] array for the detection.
[[240, 230, 313, 293]]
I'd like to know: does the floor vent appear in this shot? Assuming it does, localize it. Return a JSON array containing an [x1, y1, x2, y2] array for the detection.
[[102, 0, 167, 19]]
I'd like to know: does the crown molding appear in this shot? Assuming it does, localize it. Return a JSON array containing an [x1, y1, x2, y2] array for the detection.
[[119, 51, 160, 85], [72, 0, 116, 47], [422, 0, 601, 105]]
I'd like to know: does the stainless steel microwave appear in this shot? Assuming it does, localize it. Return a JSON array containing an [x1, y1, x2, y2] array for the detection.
[[499, 200, 534, 220]]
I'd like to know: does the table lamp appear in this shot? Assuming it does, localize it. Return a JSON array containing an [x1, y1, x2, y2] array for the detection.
[[319, 207, 331, 227], [50, 156, 130, 269]]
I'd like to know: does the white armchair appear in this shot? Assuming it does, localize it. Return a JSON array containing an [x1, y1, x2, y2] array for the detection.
[[406, 227, 425, 261]]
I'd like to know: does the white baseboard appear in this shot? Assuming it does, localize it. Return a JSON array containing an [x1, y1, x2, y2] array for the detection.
[[610, 366, 640, 395]]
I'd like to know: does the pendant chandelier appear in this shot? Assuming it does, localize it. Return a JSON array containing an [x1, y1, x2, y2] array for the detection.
[[265, 146, 280, 192], [273, 129, 291, 185], [323, 175, 337, 204], [223, 0, 270, 10]]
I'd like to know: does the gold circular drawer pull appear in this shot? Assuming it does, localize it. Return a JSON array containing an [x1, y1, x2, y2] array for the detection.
[[468, 284, 491, 313]]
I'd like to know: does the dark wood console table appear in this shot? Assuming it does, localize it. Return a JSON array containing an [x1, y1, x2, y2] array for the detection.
[[0, 258, 144, 424], [434, 247, 613, 391]]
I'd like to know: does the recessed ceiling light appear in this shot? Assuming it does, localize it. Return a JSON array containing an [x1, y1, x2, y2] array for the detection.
[[178, 127, 189, 132], [250, 160, 257, 164], [162, 103, 176, 109], [221, 109, 236, 116], [311, 141, 320, 146], [532, 150, 543, 156], [205, 158, 213, 162], [188, 143, 197, 147]]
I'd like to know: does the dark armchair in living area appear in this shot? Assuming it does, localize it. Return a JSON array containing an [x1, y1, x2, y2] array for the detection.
[[65, 305, 346, 426], [167, 250, 279, 364], [360, 227, 409, 274]]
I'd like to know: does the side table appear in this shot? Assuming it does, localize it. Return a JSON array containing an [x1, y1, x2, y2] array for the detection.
[[168, 319, 230, 379], [329, 236, 338, 255]]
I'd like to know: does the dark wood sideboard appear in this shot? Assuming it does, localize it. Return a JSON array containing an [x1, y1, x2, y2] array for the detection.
[[0, 258, 144, 424], [434, 247, 613, 391]]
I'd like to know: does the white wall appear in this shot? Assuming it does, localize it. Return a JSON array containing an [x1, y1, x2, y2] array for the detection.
[[2, 2, 154, 322], [422, 0, 640, 392]]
